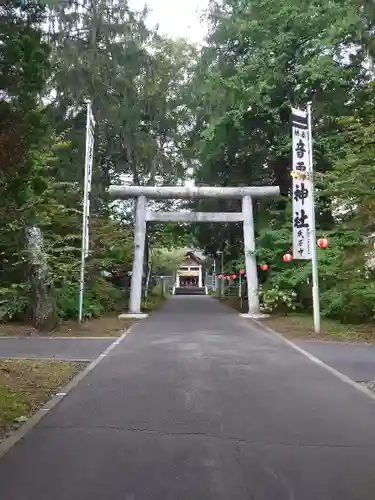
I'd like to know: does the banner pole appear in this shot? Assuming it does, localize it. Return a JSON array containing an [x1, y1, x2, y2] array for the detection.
[[307, 102, 320, 334], [78, 101, 92, 322]]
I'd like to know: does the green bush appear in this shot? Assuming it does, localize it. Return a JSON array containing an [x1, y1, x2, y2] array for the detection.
[[254, 225, 374, 323], [149, 284, 163, 297], [259, 285, 298, 314], [87, 278, 124, 312], [321, 280, 375, 324], [0, 284, 30, 322], [55, 285, 79, 320], [142, 285, 167, 311], [56, 278, 125, 320]]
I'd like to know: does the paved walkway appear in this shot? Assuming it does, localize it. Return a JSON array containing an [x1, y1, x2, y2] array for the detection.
[[0, 337, 113, 361], [1, 297, 375, 499], [295, 339, 375, 382]]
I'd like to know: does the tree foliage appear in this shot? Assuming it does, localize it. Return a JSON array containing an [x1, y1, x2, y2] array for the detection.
[[187, 0, 375, 323], [0, 0, 195, 327], [3, 0, 375, 327]]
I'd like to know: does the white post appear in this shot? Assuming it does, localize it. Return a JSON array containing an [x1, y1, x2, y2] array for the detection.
[[144, 243, 152, 303], [220, 252, 224, 297], [198, 265, 203, 287], [78, 247, 86, 322], [213, 259, 216, 291], [307, 103, 320, 334], [242, 196, 261, 316], [129, 196, 147, 315], [78, 101, 94, 322]]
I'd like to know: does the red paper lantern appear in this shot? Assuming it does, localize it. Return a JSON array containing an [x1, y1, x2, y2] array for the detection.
[[317, 237, 328, 249], [283, 253, 293, 263], [232, 274, 237, 279], [260, 263, 268, 271], [217, 274, 223, 279], [240, 269, 245, 275]]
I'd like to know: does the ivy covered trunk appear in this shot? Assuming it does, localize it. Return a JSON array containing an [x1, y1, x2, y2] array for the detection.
[[27, 226, 57, 331]]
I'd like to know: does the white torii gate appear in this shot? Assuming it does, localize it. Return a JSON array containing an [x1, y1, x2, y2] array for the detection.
[[108, 185, 280, 319]]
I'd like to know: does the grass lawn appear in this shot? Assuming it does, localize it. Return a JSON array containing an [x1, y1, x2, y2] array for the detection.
[[0, 313, 135, 338], [0, 359, 85, 441], [221, 296, 375, 343], [263, 314, 375, 343]]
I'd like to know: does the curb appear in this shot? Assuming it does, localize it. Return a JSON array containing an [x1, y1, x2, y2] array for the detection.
[[0, 323, 138, 460], [245, 317, 375, 403]]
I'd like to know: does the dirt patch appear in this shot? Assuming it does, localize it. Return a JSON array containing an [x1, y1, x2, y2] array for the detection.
[[0, 359, 85, 441], [221, 297, 375, 343], [0, 314, 135, 338]]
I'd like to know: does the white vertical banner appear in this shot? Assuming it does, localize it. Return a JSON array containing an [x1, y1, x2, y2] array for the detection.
[[291, 104, 321, 334], [83, 102, 95, 257], [291, 107, 313, 260], [78, 101, 95, 322]]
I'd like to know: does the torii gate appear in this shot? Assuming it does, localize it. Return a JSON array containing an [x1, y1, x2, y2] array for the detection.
[[108, 185, 280, 319]]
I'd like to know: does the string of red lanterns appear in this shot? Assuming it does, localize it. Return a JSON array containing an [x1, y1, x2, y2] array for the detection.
[[217, 272, 246, 279], [282, 238, 328, 264], [216, 238, 328, 280]]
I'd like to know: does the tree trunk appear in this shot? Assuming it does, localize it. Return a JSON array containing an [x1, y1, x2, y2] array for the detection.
[[27, 226, 57, 331]]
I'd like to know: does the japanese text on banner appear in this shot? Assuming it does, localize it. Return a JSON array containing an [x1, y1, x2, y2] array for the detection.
[[291, 107, 313, 260], [83, 103, 95, 257]]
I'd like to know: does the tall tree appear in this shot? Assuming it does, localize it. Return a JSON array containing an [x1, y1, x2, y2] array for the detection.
[[45, 0, 195, 194], [185, 0, 375, 321], [0, 0, 52, 324]]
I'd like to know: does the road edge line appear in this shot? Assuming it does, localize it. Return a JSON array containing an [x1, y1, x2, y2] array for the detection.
[[248, 318, 375, 403], [0, 323, 137, 460]]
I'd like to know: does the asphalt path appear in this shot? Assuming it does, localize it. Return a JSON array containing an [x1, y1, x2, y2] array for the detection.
[[295, 339, 375, 382], [2, 331, 375, 383], [0, 337, 113, 361], [1, 296, 375, 499]]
